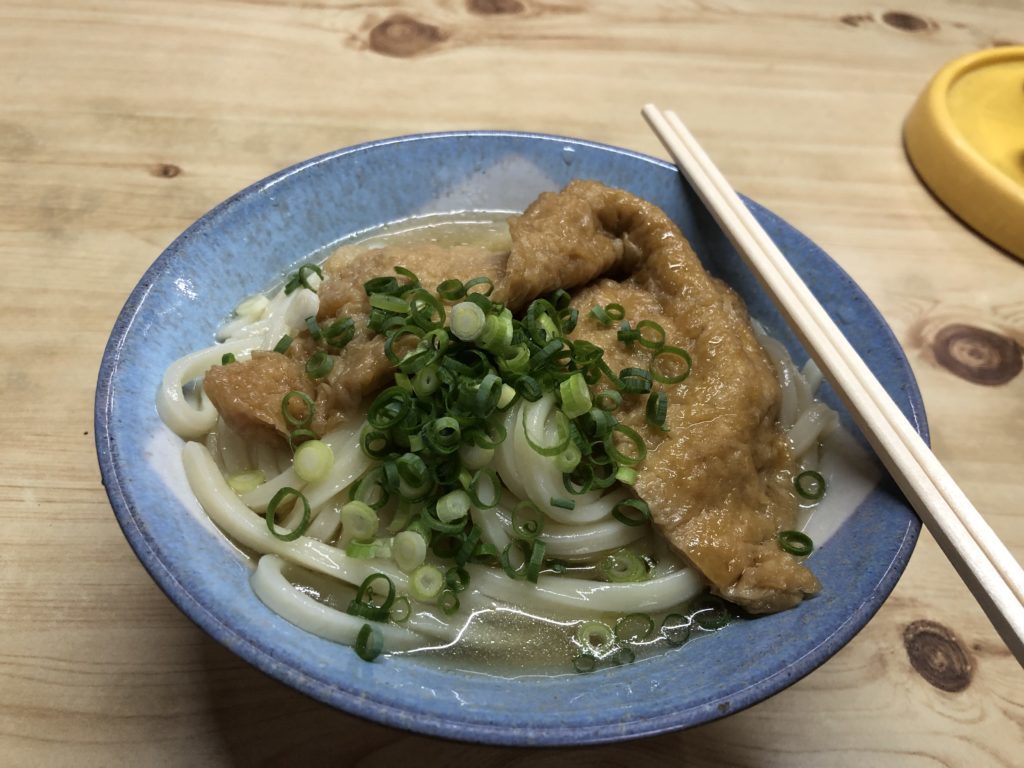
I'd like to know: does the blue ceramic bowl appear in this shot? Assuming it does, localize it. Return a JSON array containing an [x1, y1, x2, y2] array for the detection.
[[95, 132, 923, 745]]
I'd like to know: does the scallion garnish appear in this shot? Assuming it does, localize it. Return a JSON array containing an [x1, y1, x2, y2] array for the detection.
[[354, 623, 383, 662], [612, 498, 651, 527], [778, 529, 814, 556], [273, 334, 293, 354], [597, 548, 648, 583], [645, 390, 669, 431], [691, 593, 732, 630], [409, 564, 444, 602], [221, 352, 236, 365], [660, 613, 692, 647], [572, 654, 598, 673], [614, 613, 655, 643], [438, 589, 460, 615], [794, 470, 826, 501], [341, 500, 379, 542], [284, 263, 323, 295], [293, 439, 333, 482], [650, 345, 692, 384], [305, 351, 333, 379], [265, 487, 311, 541]]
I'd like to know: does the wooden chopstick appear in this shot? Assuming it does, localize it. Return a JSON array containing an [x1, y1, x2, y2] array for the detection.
[[642, 103, 1024, 664]]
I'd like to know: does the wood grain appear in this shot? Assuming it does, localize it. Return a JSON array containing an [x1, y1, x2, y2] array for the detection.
[[1, 1, 1022, 765]]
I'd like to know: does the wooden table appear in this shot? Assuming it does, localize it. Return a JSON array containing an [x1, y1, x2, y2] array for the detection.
[[3, 1, 1022, 764]]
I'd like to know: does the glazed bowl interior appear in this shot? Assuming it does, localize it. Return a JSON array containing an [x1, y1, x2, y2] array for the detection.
[[96, 132, 923, 746]]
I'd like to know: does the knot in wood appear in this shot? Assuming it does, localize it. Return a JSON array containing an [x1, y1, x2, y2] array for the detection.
[[467, 0, 525, 14], [903, 620, 972, 692], [932, 323, 1022, 386], [368, 14, 448, 58], [881, 11, 933, 32], [151, 163, 181, 178]]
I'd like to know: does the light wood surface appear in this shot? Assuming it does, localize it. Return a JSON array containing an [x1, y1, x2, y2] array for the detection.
[[2, 1, 1022, 765]]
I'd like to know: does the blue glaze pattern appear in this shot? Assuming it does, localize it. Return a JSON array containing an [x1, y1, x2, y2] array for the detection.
[[95, 132, 924, 746]]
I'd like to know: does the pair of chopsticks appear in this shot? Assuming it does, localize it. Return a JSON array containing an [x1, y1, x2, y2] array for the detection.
[[642, 104, 1024, 665]]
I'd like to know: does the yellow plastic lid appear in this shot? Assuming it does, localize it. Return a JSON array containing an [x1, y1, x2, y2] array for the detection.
[[904, 46, 1024, 260]]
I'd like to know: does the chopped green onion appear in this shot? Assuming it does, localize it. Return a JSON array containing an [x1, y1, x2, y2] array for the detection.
[[411, 366, 440, 398], [651, 345, 692, 384], [273, 334, 293, 354], [438, 589, 461, 615], [496, 383, 518, 409], [614, 466, 637, 485], [613, 646, 636, 665], [305, 351, 333, 379], [221, 353, 236, 365], [266, 487, 311, 541], [598, 548, 649, 583], [550, 496, 575, 510], [419, 504, 467, 535], [525, 539, 546, 583], [612, 498, 651, 527], [360, 428, 392, 459], [559, 372, 592, 419], [645, 390, 669, 431], [576, 621, 614, 654], [341, 500, 379, 541], [281, 391, 315, 430], [393, 530, 428, 572], [227, 469, 265, 494], [794, 470, 826, 501], [635, 320, 666, 351], [352, 574, 396, 618], [425, 416, 461, 454], [445, 566, 470, 593], [661, 613, 692, 646], [450, 301, 486, 341], [389, 596, 412, 623], [572, 654, 598, 673], [467, 468, 500, 509], [555, 442, 582, 473], [436, 489, 471, 524], [287, 428, 316, 451], [293, 439, 333, 482], [464, 276, 495, 296], [604, 424, 647, 466], [604, 303, 625, 321], [511, 501, 544, 539], [617, 320, 640, 345], [354, 623, 383, 662], [619, 367, 653, 394], [323, 317, 355, 349], [304, 315, 323, 340], [368, 387, 412, 429], [284, 263, 323, 295], [778, 529, 814, 556], [500, 539, 530, 580], [590, 305, 612, 325], [691, 594, 732, 630], [369, 293, 411, 313], [436, 278, 466, 301], [409, 565, 444, 602], [345, 538, 392, 559], [594, 390, 622, 411], [614, 613, 655, 643]]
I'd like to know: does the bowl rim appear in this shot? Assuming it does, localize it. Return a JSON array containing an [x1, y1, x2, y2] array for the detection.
[[95, 130, 924, 745]]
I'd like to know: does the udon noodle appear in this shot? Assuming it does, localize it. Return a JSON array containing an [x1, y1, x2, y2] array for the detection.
[[157, 182, 841, 673]]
